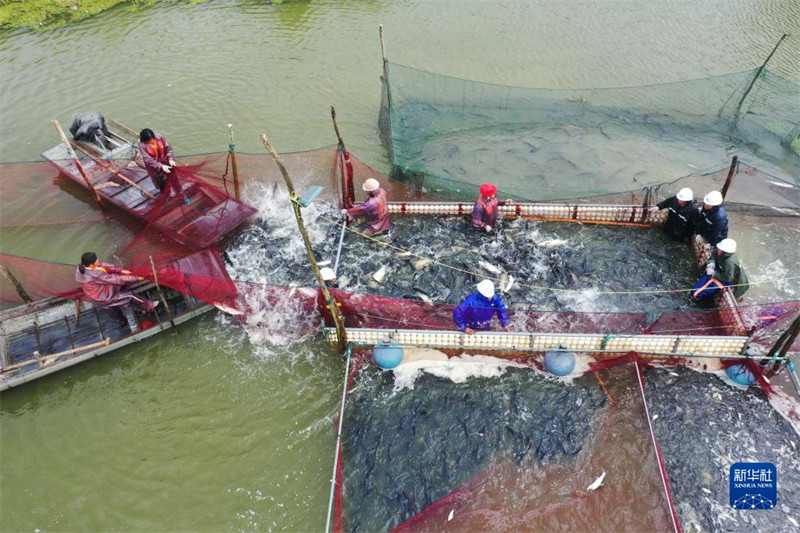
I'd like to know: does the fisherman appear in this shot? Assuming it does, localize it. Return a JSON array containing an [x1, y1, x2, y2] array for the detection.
[[138, 128, 187, 202], [472, 182, 501, 233], [341, 178, 390, 236], [692, 239, 749, 302], [75, 252, 159, 331], [693, 190, 728, 247], [653, 187, 695, 242], [453, 280, 511, 335]]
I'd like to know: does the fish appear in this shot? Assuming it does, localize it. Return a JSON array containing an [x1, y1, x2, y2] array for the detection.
[[415, 290, 433, 304], [478, 260, 502, 275], [539, 238, 568, 248], [788, 517, 799, 528], [447, 510, 454, 522], [701, 487, 711, 494], [587, 471, 606, 491], [372, 266, 388, 283], [317, 260, 331, 267], [413, 258, 434, 270]]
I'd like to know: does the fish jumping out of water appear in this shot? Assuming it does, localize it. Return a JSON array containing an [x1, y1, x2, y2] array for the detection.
[[587, 471, 606, 491]]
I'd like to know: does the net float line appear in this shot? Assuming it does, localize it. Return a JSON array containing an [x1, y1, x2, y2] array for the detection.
[[325, 327, 750, 357], [386, 201, 669, 226]]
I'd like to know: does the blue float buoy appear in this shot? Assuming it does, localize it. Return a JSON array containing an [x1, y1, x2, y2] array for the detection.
[[726, 363, 756, 386], [373, 339, 404, 370], [544, 347, 576, 376]]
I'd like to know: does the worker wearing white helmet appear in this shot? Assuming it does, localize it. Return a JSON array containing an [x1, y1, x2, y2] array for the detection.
[[693, 238, 749, 301], [341, 177, 390, 236], [452, 279, 511, 335], [654, 187, 695, 242], [693, 190, 728, 247]]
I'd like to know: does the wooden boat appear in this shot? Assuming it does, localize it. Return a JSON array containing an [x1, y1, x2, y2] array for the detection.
[[0, 282, 213, 391], [41, 119, 257, 249]]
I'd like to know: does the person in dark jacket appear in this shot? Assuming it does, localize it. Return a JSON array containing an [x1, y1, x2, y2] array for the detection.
[[453, 280, 511, 335], [472, 183, 500, 232], [694, 190, 728, 246], [692, 239, 749, 301], [654, 187, 695, 242], [138, 128, 186, 201], [342, 178, 390, 236], [75, 252, 158, 311]]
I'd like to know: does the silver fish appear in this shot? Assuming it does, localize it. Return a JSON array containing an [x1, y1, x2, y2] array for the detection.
[[587, 471, 606, 491]]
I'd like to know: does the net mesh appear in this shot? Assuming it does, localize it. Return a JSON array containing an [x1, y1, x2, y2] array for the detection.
[[379, 62, 800, 202], [2, 142, 799, 532]]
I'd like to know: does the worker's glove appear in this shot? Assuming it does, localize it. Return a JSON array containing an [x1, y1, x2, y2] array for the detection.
[[694, 234, 704, 244], [651, 206, 660, 212], [168, 159, 176, 167], [485, 225, 492, 233], [706, 262, 716, 276], [341, 209, 348, 217], [505, 199, 513, 205], [161, 164, 171, 173]]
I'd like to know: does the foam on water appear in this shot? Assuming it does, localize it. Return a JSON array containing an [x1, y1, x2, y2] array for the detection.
[[392, 352, 528, 390]]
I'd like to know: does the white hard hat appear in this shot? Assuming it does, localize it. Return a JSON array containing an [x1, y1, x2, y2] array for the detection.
[[676, 187, 693, 202], [716, 238, 737, 254], [320, 267, 336, 281], [703, 190, 723, 206], [477, 280, 495, 299], [362, 178, 380, 192]]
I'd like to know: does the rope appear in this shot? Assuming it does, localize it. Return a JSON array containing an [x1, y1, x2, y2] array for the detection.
[[310, 208, 798, 297], [634, 359, 682, 533], [325, 344, 352, 533]]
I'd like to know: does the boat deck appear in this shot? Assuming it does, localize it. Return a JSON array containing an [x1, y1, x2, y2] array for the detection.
[[42, 120, 256, 248], [0, 283, 212, 391]]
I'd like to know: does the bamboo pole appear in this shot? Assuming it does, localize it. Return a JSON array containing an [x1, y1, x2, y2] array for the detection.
[[734, 33, 792, 121], [720, 155, 739, 200], [228, 124, 242, 201], [69, 140, 156, 199], [259, 134, 348, 353], [149, 256, 177, 334], [52, 119, 105, 210], [330, 106, 354, 209], [0, 266, 33, 303], [2, 338, 110, 374]]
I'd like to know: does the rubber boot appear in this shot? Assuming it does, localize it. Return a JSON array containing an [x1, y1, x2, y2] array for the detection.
[[122, 306, 140, 334]]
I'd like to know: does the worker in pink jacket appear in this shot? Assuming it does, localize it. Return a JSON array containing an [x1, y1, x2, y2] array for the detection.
[[75, 252, 158, 312]]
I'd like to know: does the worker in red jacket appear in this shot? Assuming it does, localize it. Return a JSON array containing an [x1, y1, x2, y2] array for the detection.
[[75, 252, 159, 316], [472, 182, 501, 232], [138, 128, 186, 202]]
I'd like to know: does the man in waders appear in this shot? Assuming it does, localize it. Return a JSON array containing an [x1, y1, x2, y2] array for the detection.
[[692, 238, 749, 303], [472, 182, 501, 233], [653, 187, 695, 242], [341, 178, 390, 236], [453, 280, 511, 335], [75, 252, 159, 333], [694, 190, 728, 247]]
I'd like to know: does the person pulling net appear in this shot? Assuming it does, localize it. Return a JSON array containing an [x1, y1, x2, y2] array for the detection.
[[75, 252, 159, 333]]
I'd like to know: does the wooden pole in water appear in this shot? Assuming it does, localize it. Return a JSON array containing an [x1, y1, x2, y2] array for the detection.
[[733, 33, 792, 121], [52, 119, 105, 210], [720, 155, 739, 200], [330, 106, 354, 208], [228, 124, 242, 201], [149, 256, 177, 334], [259, 134, 348, 353], [0, 266, 33, 303]]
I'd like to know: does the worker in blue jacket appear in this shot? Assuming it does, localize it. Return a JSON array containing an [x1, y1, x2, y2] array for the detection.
[[694, 190, 728, 246], [453, 280, 511, 335]]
